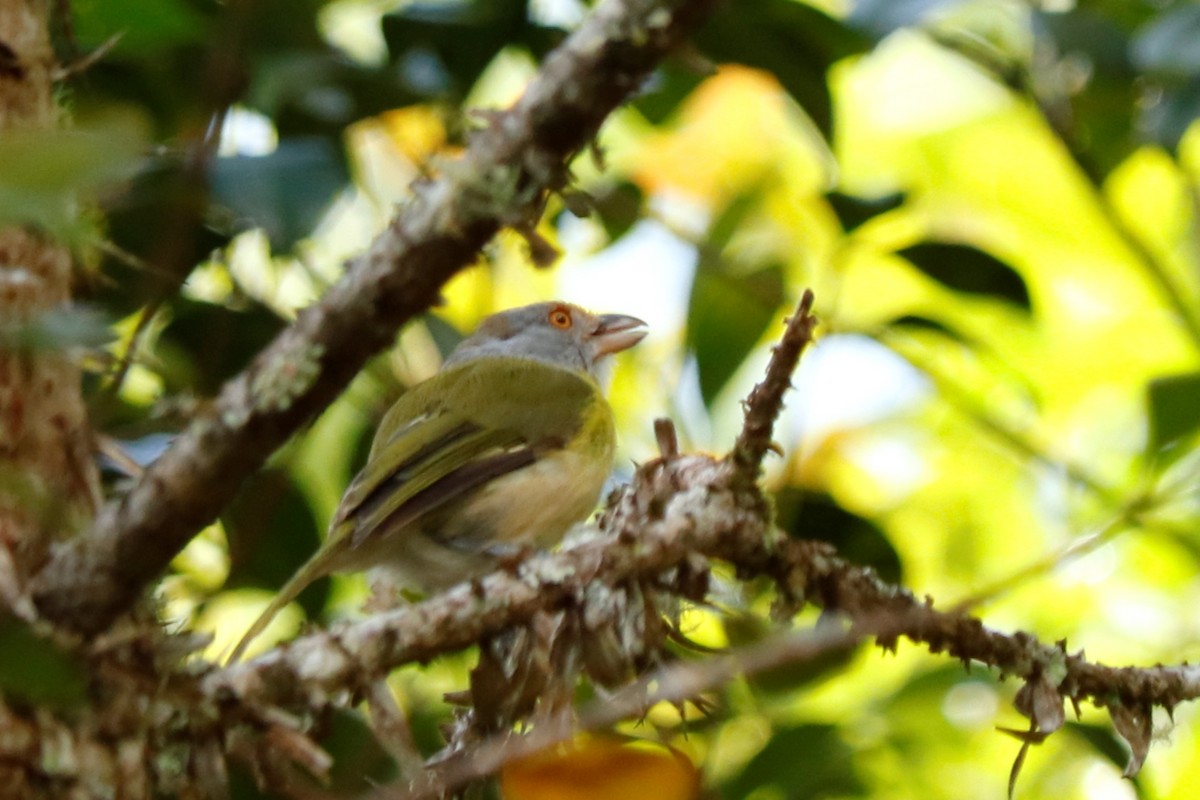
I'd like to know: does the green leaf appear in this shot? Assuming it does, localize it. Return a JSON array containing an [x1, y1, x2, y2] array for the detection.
[[687, 258, 784, 406], [72, 0, 211, 55], [589, 181, 644, 243], [1147, 372, 1200, 452], [0, 619, 87, 711], [898, 242, 1031, 310], [887, 313, 971, 345], [0, 124, 145, 242], [210, 137, 348, 248], [724, 724, 866, 800]]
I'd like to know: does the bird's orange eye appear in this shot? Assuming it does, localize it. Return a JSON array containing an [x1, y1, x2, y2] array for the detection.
[[548, 308, 573, 329]]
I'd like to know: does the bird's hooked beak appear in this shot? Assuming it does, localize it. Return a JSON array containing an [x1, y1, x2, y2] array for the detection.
[[591, 313, 648, 357]]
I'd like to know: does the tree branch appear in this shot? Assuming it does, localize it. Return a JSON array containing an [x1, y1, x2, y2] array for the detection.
[[201, 292, 1200, 791], [729, 288, 816, 481], [31, 0, 722, 633]]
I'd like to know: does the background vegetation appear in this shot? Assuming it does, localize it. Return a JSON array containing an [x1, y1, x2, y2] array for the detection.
[[8, 0, 1200, 797]]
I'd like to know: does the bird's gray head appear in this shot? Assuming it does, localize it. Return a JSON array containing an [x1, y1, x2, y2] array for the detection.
[[443, 302, 647, 379]]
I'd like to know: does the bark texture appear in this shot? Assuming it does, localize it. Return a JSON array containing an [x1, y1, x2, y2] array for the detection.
[[0, 2, 99, 592]]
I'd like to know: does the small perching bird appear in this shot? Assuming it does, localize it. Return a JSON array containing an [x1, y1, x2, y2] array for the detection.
[[227, 301, 647, 661]]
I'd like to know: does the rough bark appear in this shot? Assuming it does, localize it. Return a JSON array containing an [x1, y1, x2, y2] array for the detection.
[[0, 2, 100, 596]]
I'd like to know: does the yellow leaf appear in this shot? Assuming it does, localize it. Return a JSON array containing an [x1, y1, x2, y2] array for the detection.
[[501, 734, 700, 800]]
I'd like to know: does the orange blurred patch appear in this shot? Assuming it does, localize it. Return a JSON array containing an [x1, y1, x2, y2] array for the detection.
[[501, 734, 700, 800], [378, 106, 450, 164], [633, 65, 798, 202]]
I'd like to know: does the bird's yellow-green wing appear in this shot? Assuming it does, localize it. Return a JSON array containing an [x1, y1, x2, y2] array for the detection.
[[336, 357, 604, 550]]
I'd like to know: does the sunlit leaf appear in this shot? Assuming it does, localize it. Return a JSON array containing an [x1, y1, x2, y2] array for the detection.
[[898, 241, 1030, 310], [502, 735, 699, 800], [1146, 371, 1200, 452], [72, 0, 211, 54], [0, 619, 87, 711]]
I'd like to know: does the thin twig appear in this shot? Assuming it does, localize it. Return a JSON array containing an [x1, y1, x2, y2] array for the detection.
[[729, 289, 817, 480]]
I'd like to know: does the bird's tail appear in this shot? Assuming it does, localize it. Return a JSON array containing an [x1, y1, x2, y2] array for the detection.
[[225, 553, 331, 664]]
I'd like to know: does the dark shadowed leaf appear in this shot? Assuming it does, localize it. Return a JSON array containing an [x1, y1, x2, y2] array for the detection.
[[775, 488, 903, 584], [826, 191, 905, 233], [1067, 722, 1140, 776], [848, 0, 970, 39], [158, 298, 286, 396], [0, 619, 87, 711], [634, 59, 709, 125], [695, 0, 869, 141], [382, 0, 527, 101], [1131, 5, 1200, 78], [322, 709, 398, 792], [588, 181, 644, 243], [724, 612, 860, 694], [1146, 372, 1200, 453], [210, 137, 348, 248], [898, 242, 1030, 310], [887, 313, 971, 344], [724, 724, 866, 800], [687, 260, 784, 406], [1035, 9, 1138, 177], [425, 314, 467, 360], [1142, 77, 1200, 153], [222, 469, 326, 618]]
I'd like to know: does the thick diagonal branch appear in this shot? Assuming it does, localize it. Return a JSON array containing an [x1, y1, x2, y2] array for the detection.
[[31, 0, 721, 633]]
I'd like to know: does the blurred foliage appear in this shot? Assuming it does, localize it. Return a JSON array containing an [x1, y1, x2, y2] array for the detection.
[[17, 0, 1200, 796]]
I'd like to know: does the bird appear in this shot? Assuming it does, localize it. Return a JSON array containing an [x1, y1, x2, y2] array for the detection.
[[227, 301, 647, 661]]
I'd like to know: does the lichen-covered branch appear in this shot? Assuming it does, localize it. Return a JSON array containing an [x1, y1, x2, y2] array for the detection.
[[30, 0, 721, 634], [200, 294, 1200, 792]]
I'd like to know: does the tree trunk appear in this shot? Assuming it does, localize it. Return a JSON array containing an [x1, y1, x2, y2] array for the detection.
[[0, 2, 99, 594]]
